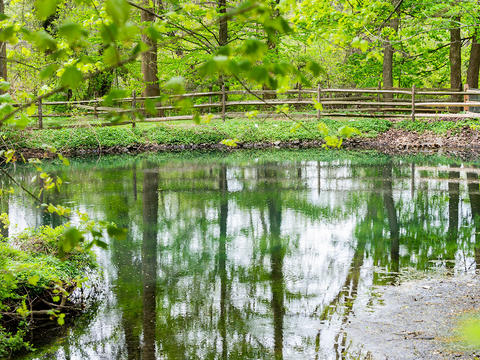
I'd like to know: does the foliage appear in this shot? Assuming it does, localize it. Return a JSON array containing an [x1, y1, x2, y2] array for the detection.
[[395, 119, 479, 134], [0, 118, 391, 151], [0, 224, 97, 357]]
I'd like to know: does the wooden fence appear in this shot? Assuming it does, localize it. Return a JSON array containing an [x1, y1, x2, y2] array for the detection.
[[21, 86, 480, 129]]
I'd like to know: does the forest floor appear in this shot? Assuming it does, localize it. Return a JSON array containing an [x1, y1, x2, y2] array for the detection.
[[344, 272, 480, 360], [2, 116, 480, 159]]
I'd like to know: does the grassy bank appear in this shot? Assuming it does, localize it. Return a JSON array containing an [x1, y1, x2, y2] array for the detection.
[[0, 118, 392, 151], [1, 117, 480, 157], [0, 224, 96, 358]]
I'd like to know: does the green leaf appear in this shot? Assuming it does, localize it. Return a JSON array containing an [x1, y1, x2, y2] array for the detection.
[[307, 61, 323, 77], [58, 22, 87, 42], [103, 89, 128, 106], [165, 77, 185, 94], [317, 122, 329, 136], [0, 26, 15, 42], [28, 30, 57, 52], [27, 275, 40, 286], [0, 93, 12, 103], [338, 125, 361, 138], [193, 112, 201, 124], [103, 45, 119, 66], [198, 59, 218, 77], [57, 313, 65, 325], [144, 98, 157, 115], [106, 0, 130, 25], [34, 0, 60, 20], [40, 64, 59, 80], [61, 66, 83, 89], [61, 227, 84, 253], [94, 239, 109, 249], [107, 224, 127, 241], [100, 23, 119, 44], [0, 81, 9, 91], [243, 39, 267, 59]]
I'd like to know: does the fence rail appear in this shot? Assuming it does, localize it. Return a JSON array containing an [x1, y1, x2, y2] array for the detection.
[[14, 86, 480, 129]]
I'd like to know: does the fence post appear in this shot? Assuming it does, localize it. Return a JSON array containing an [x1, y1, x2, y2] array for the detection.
[[209, 84, 213, 114], [411, 84, 416, 121], [377, 80, 381, 113], [131, 90, 136, 128], [316, 83, 321, 120], [464, 84, 469, 112], [37, 98, 43, 129], [93, 101, 98, 120], [221, 83, 226, 122]]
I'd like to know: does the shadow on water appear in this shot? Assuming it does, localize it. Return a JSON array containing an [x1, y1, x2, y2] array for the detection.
[[7, 150, 480, 359]]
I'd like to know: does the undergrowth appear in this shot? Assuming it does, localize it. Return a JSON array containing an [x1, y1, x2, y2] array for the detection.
[[0, 117, 393, 151], [0, 225, 96, 358], [394, 119, 480, 134]]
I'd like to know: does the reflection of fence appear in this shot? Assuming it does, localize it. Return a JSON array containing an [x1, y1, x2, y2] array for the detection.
[[18, 86, 480, 129]]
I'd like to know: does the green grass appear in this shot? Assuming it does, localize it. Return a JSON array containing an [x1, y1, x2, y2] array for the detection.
[[394, 119, 480, 134], [0, 117, 393, 152]]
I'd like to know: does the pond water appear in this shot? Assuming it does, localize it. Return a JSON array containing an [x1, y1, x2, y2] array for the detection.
[[5, 150, 480, 360]]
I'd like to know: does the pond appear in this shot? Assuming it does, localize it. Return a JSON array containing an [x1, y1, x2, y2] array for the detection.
[[5, 149, 480, 360]]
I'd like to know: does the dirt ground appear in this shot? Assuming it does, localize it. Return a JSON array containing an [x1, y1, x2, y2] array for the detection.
[[344, 127, 480, 159], [344, 274, 480, 359]]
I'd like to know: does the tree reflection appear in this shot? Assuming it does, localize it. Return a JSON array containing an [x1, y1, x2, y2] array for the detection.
[[446, 165, 460, 269], [267, 179, 284, 360], [218, 164, 228, 359], [141, 168, 159, 360], [467, 172, 480, 269], [383, 163, 399, 276]]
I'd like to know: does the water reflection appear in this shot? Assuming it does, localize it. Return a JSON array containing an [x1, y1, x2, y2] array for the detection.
[[6, 152, 480, 359]]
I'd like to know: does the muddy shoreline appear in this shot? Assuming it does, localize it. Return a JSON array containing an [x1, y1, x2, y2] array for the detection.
[[9, 128, 480, 161], [344, 274, 480, 360]]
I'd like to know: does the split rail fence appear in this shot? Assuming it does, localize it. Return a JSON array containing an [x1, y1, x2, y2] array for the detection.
[[21, 85, 480, 129]]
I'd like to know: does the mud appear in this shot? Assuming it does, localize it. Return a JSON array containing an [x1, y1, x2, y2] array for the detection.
[[344, 274, 480, 359]]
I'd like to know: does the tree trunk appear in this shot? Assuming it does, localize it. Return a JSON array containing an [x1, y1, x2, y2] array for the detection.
[[0, 0, 7, 85], [141, 0, 160, 98], [467, 31, 480, 88], [218, 0, 227, 48], [450, 18, 463, 108], [263, 0, 280, 100], [382, 16, 399, 100], [218, 0, 228, 101]]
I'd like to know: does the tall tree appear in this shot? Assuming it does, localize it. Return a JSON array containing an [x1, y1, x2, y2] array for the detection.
[[0, 0, 7, 84], [450, 16, 463, 105], [218, 0, 228, 48], [382, 1, 401, 98], [467, 29, 480, 88], [141, 0, 160, 98]]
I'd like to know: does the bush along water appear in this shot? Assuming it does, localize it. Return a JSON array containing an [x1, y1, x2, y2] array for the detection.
[[0, 213, 117, 358]]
